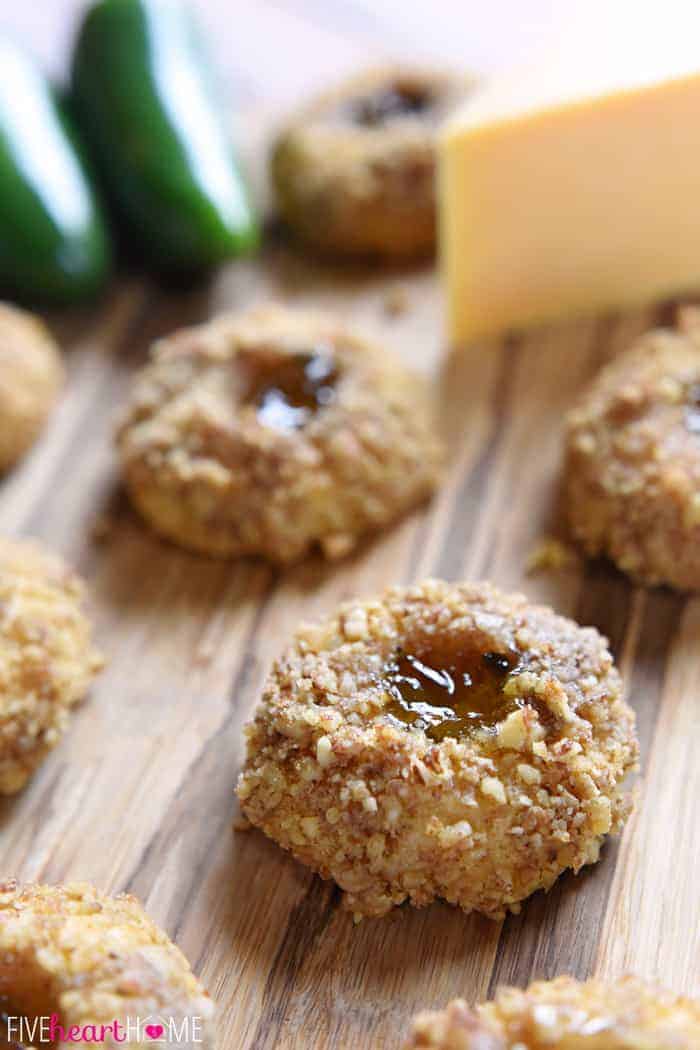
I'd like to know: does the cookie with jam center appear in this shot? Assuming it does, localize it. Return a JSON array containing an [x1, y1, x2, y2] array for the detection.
[[271, 67, 470, 260], [116, 304, 442, 562], [404, 975, 700, 1049], [565, 308, 700, 589], [237, 579, 638, 920]]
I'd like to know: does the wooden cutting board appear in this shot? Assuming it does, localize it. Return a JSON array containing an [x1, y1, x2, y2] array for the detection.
[[0, 224, 698, 1047]]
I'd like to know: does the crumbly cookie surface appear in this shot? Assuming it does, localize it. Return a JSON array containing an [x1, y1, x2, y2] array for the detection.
[[117, 305, 442, 563], [0, 302, 64, 471], [405, 975, 700, 1048], [565, 310, 700, 589], [0, 537, 103, 794], [272, 67, 469, 259], [237, 579, 638, 919], [0, 880, 215, 1050]]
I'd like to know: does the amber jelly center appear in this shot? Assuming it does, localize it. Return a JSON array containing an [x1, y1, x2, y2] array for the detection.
[[247, 348, 338, 430], [382, 644, 522, 741]]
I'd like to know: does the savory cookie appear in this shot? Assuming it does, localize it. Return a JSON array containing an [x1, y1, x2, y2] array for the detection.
[[117, 304, 442, 563], [272, 67, 469, 260], [0, 536, 102, 794], [565, 308, 700, 589], [237, 579, 638, 920], [0, 880, 215, 1050], [404, 975, 700, 1049], [0, 302, 64, 472]]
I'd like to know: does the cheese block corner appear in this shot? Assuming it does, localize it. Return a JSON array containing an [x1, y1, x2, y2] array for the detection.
[[439, 60, 700, 344]]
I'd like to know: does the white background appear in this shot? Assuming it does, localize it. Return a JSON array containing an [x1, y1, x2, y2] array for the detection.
[[4, 0, 700, 103], [0, 1, 684, 96]]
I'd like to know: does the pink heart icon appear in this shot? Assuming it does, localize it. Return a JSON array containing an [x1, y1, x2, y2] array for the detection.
[[145, 1026, 164, 1040]]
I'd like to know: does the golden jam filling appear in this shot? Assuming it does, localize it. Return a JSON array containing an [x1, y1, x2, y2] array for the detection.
[[382, 643, 522, 741], [248, 349, 338, 430]]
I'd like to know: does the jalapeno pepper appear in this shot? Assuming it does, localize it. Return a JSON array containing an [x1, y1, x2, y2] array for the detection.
[[0, 38, 111, 303], [71, 0, 259, 272]]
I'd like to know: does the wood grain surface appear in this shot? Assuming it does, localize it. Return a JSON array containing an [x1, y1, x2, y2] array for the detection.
[[0, 240, 698, 1048], [0, 0, 699, 1036]]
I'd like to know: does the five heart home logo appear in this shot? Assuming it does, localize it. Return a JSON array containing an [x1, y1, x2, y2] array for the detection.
[[5, 1012, 207, 1045]]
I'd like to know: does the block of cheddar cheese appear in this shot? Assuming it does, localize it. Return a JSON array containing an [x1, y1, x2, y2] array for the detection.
[[440, 51, 700, 344]]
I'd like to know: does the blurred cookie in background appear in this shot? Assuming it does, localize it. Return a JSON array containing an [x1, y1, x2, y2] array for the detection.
[[272, 68, 470, 261], [0, 303, 64, 472], [565, 307, 700, 590]]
